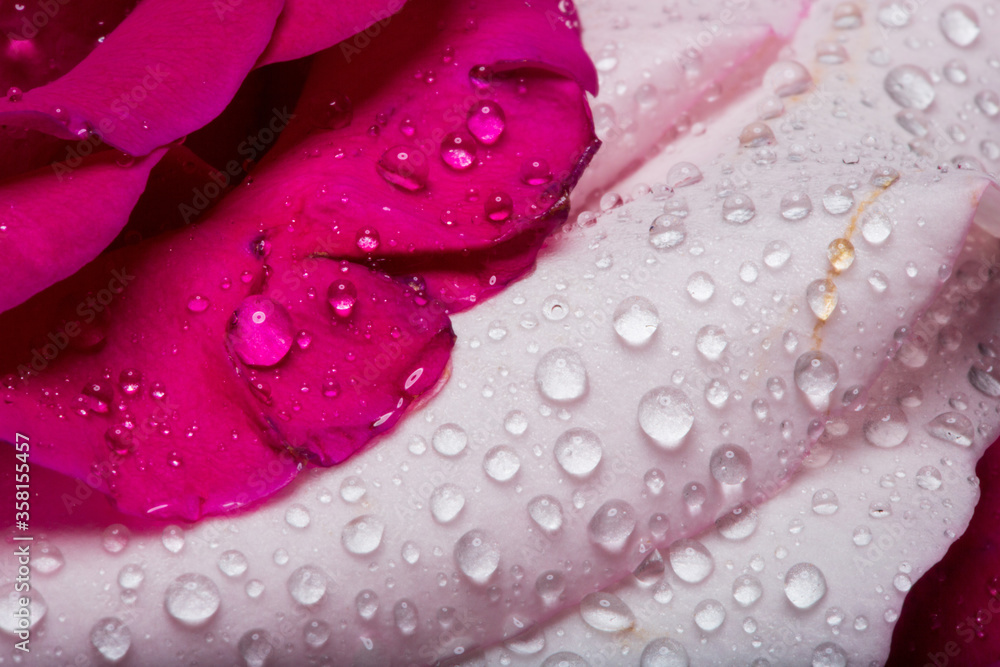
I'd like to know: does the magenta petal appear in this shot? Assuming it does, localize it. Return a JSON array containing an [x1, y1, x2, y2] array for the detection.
[[888, 436, 1000, 665], [219, 0, 599, 310], [0, 147, 165, 313], [256, 0, 409, 66], [0, 0, 284, 155]]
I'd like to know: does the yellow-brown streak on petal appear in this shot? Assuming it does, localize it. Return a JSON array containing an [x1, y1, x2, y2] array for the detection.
[[811, 183, 893, 349]]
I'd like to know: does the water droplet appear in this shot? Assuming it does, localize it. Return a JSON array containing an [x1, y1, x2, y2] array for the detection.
[[733, 575, 763, 607], [638, 387, 694, 448], [217, 550, 248, 577], [807, 278, 838, 321], [103, 524, 130, 554], [164, 573, 220, 625], [520, 157, 552, 185], [686, 272, 715, 302], [871, 166, 901, 188], [780, 192, 812, 220], [90, 617, 131, 662], [483, 445, 520, 481], [916, 465, 943, 490], [976, 90, 1000, 118], [356, 590, 379, 620], [723, 193, 756, 223], [440, 131, 477, 169], [940, 4, 980, 46], [739, 121, 776, 147], [794, 351, 839, 409], [588, 500, 636, 553], [536, 571, 566, 604], [504, 410, 528, 436], [536, 348, 587, 401], [863, 404, 910, 447], [377, 145, 428, 191], [327, 279, 357, 318], [613, 296, 659, 345], [925, 411, 974, 446], [542, 652, 590, 667], [649, 214, 686, 249], [485, 190, 513, 222], [716, 503, 758, 539], [768, 60, 813, 96], [812, 489, 839, 514], [342, 515, 385, 554], [640, 638, 689, 667], [580, 592, 636, 631], [286, 565, 326, 606], [304, 620, 331, 648], [812, 642, 848, 667], [554, 428, 603, 476], [394, 599, 419, 635], [667, 161, 703, 187], [693, 599, 726, 631], [821, 184, 854, 215], [784, 562, 827, 609], [528, 495, 564, 531], [833, 2, 863, 27], [340, 475, 367, 502], [430, 483, 466, 523], [161, 525, 185, 553], [454, 530, 500, 584], [321, 93, 352, 129], [710, 445, 752, 484], [827, 238, 855, 272], [884, 65, 935, 109], [861, 209, 893, 245], [763, 240, 791, 268], [696, 325, 728, 360], [432, 423, 468, 456], [228, 296, 294, 367], [467, 100, 505, 144], [285, 503, 311, 528], [668, 539, 714, 583], [355, 227, 380, 252]]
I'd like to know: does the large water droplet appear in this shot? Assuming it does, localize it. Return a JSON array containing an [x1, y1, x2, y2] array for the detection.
[[940, 4, 980, 46], [432, 423, 468, 456], [377, 145, 428, 191], [164, 573, 220, 625], [784, 562, 827, 609], [342, 515, 385, 554], [863, 404, 909, 447], [467, 100, 506, 144], [723, 193, 756, 224], [696, 325, 728, 360], [614, 296, 659, 345], [794, 351, 839, 410], [884, 65, 935, 109], [356, 590, 379, 620], [238, 629, 274, 667], [812, 489, 840, 515], [668, 539, 714, 583], [542, 652, 590, 667], [218, 550, 249, 577], [812, 642, 848, 667], [768, 60, 813, 96], [807, 278, 838, 321], [821, 184, 854, 215], [485, 190, 513, 222], [666, 162, 702, 187], [739, 122, 776, 147], [484, 445, 520, 481], [554, 428, 603, 476], [716, 503, 758, 539], [827, 238, 855, 272], [861, 209, 893, 245], [580, 592, 636, 632], [588, 500, 636, 553], [430, 484, 466, 523], [90, 617, 131, 663], [638, 387, 694, 448], [161, 525, 185, 553], [640, 638, 689, 667], [228, 296, 294, 367], [454, 530, 500, 584], [394, 599, 419, 635], [925, 411, 974, 446], [287, 565, 327, 605], [649, 214, 686, 249], [440, 131, 477, 170], [528, 495, 564, 531], [733, 575, 763, 607], [536, 348, 588, 401], [327, 279, 357, 318], [780, 192, 812, 220], [710, 445, 752, 484]]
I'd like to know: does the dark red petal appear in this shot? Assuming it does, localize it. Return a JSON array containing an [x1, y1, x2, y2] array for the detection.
[[218, 0, 599, 310], [0, 147, 165, 313], [887, 436, 1000, 666], [256, 0, 409, 66], [0, 0, 284, 155]]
